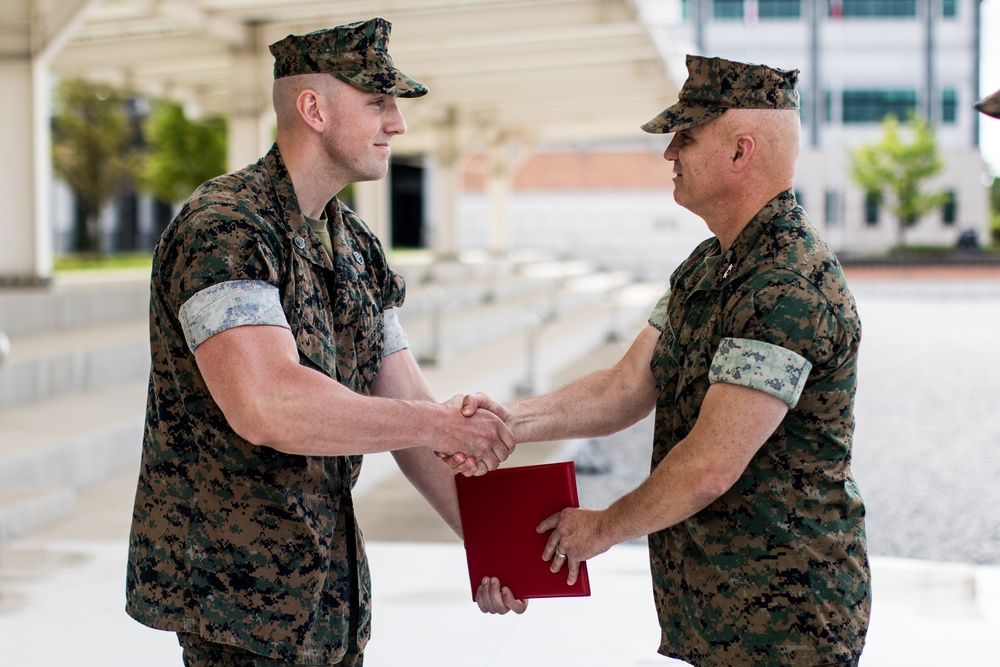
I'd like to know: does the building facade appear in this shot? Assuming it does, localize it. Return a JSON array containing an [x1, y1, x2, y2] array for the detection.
[[656, 0, 991, 254]]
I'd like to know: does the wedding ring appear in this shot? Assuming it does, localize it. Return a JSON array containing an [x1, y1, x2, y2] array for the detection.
[[555, 551, 566, 558]]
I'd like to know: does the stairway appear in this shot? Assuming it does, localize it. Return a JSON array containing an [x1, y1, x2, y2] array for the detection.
[[0, 253, 662, 541]]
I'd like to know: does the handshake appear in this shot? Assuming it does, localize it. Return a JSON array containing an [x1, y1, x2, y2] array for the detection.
[[433, 393, 512, 477]]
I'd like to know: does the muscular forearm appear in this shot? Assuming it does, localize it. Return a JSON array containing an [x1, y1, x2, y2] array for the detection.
[[507, 326, 660, 444], [596, 381, 790, 545], [238, 363, 469, 456], [196, 325, 510, 462]]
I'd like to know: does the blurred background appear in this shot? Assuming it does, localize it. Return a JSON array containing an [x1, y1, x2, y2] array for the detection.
[[1, 1, 999, 665]]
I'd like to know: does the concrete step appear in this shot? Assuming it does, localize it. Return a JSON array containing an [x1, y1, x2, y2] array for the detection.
[[0, 258, 662, 541], [0, 319, 150, 412], [404, 270, 635, 365], [0, 270, 150, 337], [0, 381, 146, 498], [0, 485, 77, 542]]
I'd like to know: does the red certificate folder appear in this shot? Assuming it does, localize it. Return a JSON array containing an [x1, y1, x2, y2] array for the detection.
[[454, 461, 591, 601]]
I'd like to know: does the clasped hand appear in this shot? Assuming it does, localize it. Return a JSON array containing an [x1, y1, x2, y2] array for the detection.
[[433, 394, 514, 476]]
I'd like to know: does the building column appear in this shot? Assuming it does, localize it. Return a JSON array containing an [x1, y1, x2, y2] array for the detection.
[[352, 179, 392, 244], [0, 48, 45, 284], [228, 27, 271, 171], [430, 107, 462, 260], [485, 134, 512, 257], [0, 0, 98, 285]]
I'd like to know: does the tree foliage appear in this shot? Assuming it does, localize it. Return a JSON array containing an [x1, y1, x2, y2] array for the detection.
[[51, 79, 140, 255], [848, 113, 950, 248], [139, 100, 227, 204]]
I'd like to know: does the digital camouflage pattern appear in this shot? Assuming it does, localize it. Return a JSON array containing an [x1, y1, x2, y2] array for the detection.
[[126, 143, 406, 664], [708, 336, 812, 407], [642, 54, 800, 134], [646, 190, 870, 666], [976, 88, 1000, 119], [269, 17, 428, 98]]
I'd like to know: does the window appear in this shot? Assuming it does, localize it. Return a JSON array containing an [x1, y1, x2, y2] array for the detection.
[[714, 0, 802, 19], [942, 88, 957, 124], [842, 90, 917, 124], [714, 0, 745, 19], [839, 0, 917, 17], [824, 90, 833, 123], [864, 192, 880, 225], [942, 0, 957, 17], [942, 190, 957, 225], [825, 190, 842, 227], [760, 0, 802, 18]]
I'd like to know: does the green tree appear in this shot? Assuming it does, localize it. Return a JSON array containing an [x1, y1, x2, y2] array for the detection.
[[139, 100, 227, 204], [849, 113, 950, 249], [52, 79, 140, 256]]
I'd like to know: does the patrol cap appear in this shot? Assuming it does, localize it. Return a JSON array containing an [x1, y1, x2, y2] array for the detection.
[[269, 17, 428, 98], [642, 55, 799, 134], [975, 88, 1000, 119]]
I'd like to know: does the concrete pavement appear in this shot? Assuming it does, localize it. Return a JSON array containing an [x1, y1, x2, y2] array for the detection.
[[1, 463, 999, 666], [3, 264, 1000, 665]]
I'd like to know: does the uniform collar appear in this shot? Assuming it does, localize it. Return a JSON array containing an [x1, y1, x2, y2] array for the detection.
[[697, 189, 797, 291], [263, 144, 335, 270]]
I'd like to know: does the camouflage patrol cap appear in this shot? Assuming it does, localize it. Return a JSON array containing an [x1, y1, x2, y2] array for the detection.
[[642, 55, 799, 134], [269, 17, 427, 98], [975, 89, 1000, 119]]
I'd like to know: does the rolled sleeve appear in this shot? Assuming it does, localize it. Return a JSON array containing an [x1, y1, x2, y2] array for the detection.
[[178, 279, 289, 353], [709, 337, 812, 408], [382, 307, 410, 356]]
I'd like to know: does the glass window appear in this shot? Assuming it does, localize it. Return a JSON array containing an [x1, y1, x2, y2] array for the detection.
[[825, 190, 842, 227], [942, 190, 957, 225], [760, 0, 802, 18], [842, 89, 917, 124], [864, 192, 880, 225], [942, 88, 957, 124], [840, 0, 917, 17], [714, 0, 744, 19], [942, 0, 957, 17]]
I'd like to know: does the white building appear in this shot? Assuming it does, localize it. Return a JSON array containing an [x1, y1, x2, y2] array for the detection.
[[650, 0, 992, 255]]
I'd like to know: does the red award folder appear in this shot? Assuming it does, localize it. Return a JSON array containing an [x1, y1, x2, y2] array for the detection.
[[454, 461, 591, 601]]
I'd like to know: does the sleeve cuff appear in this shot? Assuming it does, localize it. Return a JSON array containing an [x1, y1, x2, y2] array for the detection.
[[178, 280, 289, 353], [709, 337, 812, 408], [382, 307, 410, 356]]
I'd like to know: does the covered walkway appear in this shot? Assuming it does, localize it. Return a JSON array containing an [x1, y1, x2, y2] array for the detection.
[[0, 0, 680, 283]]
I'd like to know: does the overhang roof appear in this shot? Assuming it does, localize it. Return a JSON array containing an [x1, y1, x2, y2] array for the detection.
[[49, 0, 680, 153]]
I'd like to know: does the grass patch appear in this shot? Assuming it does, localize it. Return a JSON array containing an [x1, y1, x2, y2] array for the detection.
[[54, 252, 153, 273]]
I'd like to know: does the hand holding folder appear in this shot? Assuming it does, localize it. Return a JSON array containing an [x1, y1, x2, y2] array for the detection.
[[455, 461, 591, 602]]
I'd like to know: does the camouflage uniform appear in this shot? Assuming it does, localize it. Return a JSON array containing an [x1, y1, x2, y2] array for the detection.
[[125, 143, 405, 663], [646, 191, 870, 665], [126, 17, 424, 664], [639, 55, 870, 665]]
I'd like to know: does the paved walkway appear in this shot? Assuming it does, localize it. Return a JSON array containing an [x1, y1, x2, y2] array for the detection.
[[3, 265, 1000, 665]]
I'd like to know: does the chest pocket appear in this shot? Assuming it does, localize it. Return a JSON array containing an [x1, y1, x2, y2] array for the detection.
[[669, 288, 725, 423], [327, 221, 384, 396], [285, 233, 384, 397]]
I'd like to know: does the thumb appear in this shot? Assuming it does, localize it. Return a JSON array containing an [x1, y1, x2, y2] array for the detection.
[[461, 394, 480, 417]]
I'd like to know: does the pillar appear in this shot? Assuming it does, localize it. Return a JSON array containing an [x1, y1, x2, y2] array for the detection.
[[430, 107, 461, 260], [227, 28, 272, 171], [352, 179, 392, 244], [0, 0, 100, 285]]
